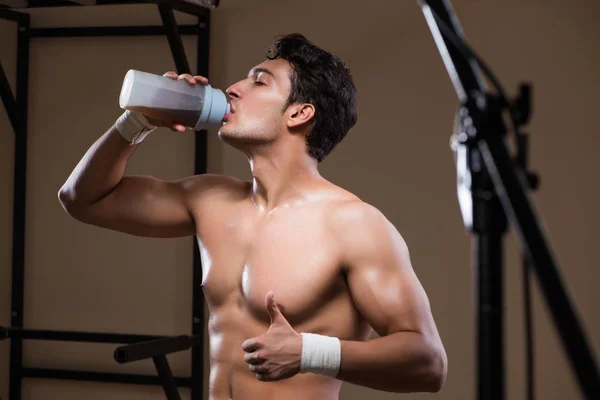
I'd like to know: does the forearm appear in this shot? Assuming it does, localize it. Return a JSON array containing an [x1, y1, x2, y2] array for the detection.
[[336, 331, 446, 393], [58, 126, 136, 208]]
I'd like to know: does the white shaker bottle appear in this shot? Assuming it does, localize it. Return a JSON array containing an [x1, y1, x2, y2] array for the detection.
[[119, 69, 230, 130]]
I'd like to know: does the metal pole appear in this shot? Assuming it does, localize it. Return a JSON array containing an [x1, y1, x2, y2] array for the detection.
[[479, 134, 600, 398], [158, 4, 191, 74], [9, 13, 30, 400], [474, 232, 505, 400], [153, 356, 182, 400]]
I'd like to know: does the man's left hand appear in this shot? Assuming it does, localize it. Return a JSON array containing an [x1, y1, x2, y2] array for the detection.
[[242, 291, 303, 381]]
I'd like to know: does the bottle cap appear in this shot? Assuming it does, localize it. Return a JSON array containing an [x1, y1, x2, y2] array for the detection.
[[195, 85, 230, 130]]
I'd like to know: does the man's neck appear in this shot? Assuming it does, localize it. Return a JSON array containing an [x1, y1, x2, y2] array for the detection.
[[248, 149, 322, 213]]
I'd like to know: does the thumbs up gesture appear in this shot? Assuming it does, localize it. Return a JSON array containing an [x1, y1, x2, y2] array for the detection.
[[241, 291, 303, 381]]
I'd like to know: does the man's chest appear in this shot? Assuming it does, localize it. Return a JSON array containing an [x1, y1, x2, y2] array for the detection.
[[197, 205, 345, 326]]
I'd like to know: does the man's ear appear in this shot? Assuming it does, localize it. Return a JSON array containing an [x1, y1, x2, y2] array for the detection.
[[287, 103, 315, 129]]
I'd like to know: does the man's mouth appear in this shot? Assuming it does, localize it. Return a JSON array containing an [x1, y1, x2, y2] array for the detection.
[[223, 103, 235, 122]]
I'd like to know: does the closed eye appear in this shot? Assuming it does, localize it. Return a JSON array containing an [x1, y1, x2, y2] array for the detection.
[[254, 81, 265, 86]]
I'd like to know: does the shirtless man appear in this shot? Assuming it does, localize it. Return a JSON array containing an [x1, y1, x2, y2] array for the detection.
[[58, 33, 447, 399]]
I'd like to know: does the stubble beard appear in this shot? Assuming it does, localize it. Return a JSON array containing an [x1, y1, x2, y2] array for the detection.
[[218, 119, 279, 149]]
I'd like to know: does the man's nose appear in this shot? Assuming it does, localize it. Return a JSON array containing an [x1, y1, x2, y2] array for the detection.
[[226, 82, 241, 100]]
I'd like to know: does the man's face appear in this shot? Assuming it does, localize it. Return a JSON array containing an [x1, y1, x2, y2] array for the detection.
[[219, 58, 293, 146]]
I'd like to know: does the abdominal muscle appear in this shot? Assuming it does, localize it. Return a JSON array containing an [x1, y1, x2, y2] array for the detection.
[[209, 361, 342, 400], [205, 294, 366, 400]]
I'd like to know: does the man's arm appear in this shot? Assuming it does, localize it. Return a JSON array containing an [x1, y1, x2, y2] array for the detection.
[[331, 201, 447, 393], [58, 72, 236, 238], [58, 123, 192, 237], [58, 123, 238, 238]]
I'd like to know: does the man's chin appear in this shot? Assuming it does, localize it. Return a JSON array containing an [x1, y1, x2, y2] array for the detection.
[[217, 127, 244, 145], [217, 124, 267, 145], [218, 126, 234, 141]]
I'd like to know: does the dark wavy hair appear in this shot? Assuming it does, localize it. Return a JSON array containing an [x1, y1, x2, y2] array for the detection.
[[266, 33, 357, 162]]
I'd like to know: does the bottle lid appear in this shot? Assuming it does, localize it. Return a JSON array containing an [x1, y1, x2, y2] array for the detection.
[[195, 85, 230, 130]]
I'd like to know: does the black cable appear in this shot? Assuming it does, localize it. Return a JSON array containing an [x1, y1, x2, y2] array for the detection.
[[427, 8, 535, 400]]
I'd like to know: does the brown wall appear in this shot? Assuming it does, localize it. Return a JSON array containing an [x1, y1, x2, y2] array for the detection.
[[1, 1, 599, 399]]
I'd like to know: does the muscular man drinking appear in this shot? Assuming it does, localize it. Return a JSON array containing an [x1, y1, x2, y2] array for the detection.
[[59, 33, 447, 400]]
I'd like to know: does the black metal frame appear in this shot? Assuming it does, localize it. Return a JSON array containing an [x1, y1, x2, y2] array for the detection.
[[0, 2, 210, 400], [419, 1, 600, 399]]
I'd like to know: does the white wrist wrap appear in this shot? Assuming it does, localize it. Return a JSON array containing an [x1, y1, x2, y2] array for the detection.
[[115, 110, 157, 145], [299, 333, 341, 378]]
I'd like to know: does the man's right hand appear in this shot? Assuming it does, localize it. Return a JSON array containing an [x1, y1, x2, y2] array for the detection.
[[144, 71, 210, 132]]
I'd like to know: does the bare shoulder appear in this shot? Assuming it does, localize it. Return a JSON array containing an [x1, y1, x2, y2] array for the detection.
[[327, 196, 391, 235], [325, 196, 410, 265], [317, 183, 385, 227], [177, 173, 251, 203], [177, 174, 250, 197]]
